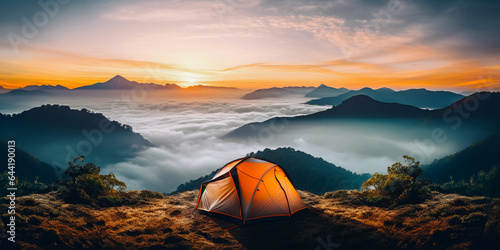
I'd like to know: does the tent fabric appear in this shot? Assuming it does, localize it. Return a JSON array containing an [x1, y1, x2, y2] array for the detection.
[[196, 157, 307, 223]]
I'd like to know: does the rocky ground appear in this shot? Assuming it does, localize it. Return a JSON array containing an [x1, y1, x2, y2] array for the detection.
[[1, 190, 499, 249]]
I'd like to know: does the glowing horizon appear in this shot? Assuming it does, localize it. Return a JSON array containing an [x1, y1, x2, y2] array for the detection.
[[1, 0, 499, 92]]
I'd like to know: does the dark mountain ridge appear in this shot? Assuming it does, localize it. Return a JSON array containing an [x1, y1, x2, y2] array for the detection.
[[173, 147, 370, 195], [421, 133, 500, 183], [0, 139, 58, 183], [0, 104, 153, 167], [307, 95, 434, 119], [425, 92, 500, 124], [224, 92, 500, 139], [224, 95, 437, 138]]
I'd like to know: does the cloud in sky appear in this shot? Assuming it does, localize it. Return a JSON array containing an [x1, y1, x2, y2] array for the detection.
[[0, 0, 499, 90]]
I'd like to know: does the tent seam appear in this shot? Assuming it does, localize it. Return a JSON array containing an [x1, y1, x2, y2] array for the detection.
[[274, 169, 292, 216], [245, 164, 277, 220]]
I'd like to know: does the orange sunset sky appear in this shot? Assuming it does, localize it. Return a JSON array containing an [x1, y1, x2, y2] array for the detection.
[[0, 0, 499, 91]]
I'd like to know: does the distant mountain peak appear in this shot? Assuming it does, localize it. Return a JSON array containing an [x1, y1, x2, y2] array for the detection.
[[108, 75, 127, 81], [76, 75, 137, 90], [74, 75, 183, 90], [305, 84, 350, 98], [309, 94, 432, 119], [359, 87, 374, 91], [105, 75, 132, 84]]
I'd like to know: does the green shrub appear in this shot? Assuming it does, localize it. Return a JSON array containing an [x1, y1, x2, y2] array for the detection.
[[61, 156, 127, 205], [0, 171, 49, 197], [65, 156, 100, 179], [361, 155, 430, 206], [441, 165, 500, 198]]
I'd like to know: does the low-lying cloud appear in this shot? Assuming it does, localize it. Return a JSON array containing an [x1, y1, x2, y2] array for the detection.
[[69, 97, 329, 192], [2, 92, 477, 193]]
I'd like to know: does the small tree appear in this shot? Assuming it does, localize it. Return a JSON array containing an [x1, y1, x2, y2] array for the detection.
[[361, 172, 388, 191], [387, 155, 422, 179], [65, 156, 100, 179], [101, 173, 127, 192], [62, 156, 126, 205], [362, 155, 427, 205]]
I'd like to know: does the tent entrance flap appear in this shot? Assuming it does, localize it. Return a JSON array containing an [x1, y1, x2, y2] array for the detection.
[[196, 175, 241, 219]]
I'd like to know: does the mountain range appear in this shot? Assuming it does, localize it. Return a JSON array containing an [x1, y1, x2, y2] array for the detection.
[[173, 147, 370, 195], [241, 86, 315, 100], [19, 85, 69, 91], [0, 75, 243, 95], [1, 78, 464, 112], [240, 84, 463, 109], [0, 104, 153, 167], [0, 75, 248, 112], [75, 75, 181, 90], [225, 92, 500, 139], [0, 85, 68, 94], [241, 84, 348, 100], [306, 87, 464, 109]]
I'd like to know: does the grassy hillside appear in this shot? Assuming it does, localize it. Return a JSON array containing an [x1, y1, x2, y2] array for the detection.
[[2, 190, 498, 249]]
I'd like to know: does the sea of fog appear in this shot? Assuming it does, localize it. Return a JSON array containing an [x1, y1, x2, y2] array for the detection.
[[3, 92, 468, 192]]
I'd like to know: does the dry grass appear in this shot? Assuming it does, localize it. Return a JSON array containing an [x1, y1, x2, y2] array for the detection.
[[317, 191, 500, 249], [1, 190, 498, 249]]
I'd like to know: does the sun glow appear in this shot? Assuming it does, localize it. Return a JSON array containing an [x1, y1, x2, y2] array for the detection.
[[176, 79, 198, 88]]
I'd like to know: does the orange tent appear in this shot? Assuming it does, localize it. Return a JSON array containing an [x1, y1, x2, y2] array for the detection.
[[196, 157, 307, 223]]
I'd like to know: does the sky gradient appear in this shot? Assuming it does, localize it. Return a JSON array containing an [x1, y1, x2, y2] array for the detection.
[[1, 0, 499, 91]]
